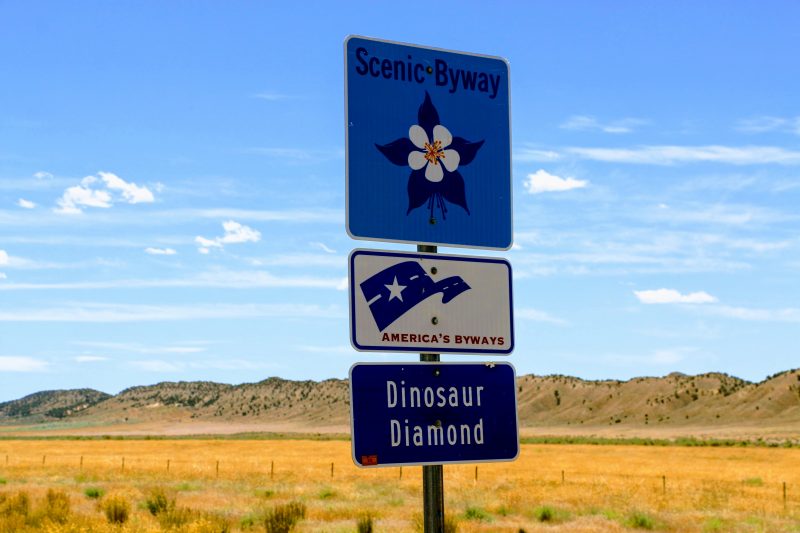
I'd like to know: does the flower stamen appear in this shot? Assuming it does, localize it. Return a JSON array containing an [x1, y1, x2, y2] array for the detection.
[[423, 140, 445, 166]]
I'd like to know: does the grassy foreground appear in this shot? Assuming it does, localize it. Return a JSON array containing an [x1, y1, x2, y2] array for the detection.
[[0, 439, 798, 531]]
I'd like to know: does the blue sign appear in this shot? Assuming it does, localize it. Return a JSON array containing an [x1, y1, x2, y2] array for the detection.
[[350, 249, 514, 354], [345, 36, 512, 250], [350, 362, 519, 467]]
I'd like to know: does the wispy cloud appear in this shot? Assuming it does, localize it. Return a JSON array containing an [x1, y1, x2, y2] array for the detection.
[[634, 288, 718, 304], [33, 171, 53, 180], [17, 199, 35, 209], [737, 115, 800, 135], [0, 356, 49, 372], [523, 169, 588, 194], [253, 92, 292, 101], [0, 270, 348, 291], [0, 250, 8, 266], [74, 341, 207, 355], [144, 247, 177, 256], [310, 242, 336, 254], [74, 355, 108, 363], [566, 145, 800, 165], [242, 147, 344, 163], [55, 172, 155, 214], [0, 302, 346, 322], [513, 147, 562, 162], [560, 115, 647, 134], [703, 305, 800, 323], [196, 220, 261, 254], [516, 307, 568, 325]]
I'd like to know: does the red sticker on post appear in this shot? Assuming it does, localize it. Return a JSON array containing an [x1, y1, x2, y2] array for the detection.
[[361, 455, 378, 466]]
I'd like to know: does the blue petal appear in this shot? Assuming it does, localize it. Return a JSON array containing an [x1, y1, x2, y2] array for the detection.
[[449, 137, 484, 166], [406, 168, 434, 214], [375, 138, 417, 166], [417, 92, 440, 139], [441, 170, 470, 214]]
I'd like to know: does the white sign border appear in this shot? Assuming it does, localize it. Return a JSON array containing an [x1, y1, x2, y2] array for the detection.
[[348, 248, 515, 355], [344, 34, 514, 251], [349, 361, 521, 468]]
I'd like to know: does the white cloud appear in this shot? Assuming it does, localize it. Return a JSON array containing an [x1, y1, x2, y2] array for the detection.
[[33, 171, 53, 179], [0, 302, 346, 322], [310, 242, 336, 254], [145, 247, 177, 256], [516, 307, 568, 325], [253, 92, 290, 101], [634, 289, 718, 304], [514, 147, 563, 162], [99, 171, 154, 204], [0, 250, 8, 266], [75, 355, 108, 363], [196, 220, 261, 253], [737, 115, 800, 135], [567, 145, 800, 165], [17, 199, 36, 209], [524, 169, 588, 194], [0, 273, 6, 279], [560, 115, 646, 134], [704, 305, 800, 323], [0, 356, 48, 372], [0, 270, 348, 291], [54, 172, 155, 214]]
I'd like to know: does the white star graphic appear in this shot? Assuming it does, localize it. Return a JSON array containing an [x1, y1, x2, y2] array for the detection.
[[384, 276, 406, 302]]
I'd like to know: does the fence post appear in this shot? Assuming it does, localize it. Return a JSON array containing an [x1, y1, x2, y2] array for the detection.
[[399, 466, 403, 480], [5, 455, 8, 466], [121, 457, 125, 472], [475, 466, 478, 483], [662, 475, 666, 494], [167, 459, 170, 473], [42, 455, 46, 466], [562, 470, 565, 484], [80, 456, 83, 470], [784, 481, 787, 510], [331, 462, 334, 479], [271, 460, 274, 480], [216, 460, 220, 479]]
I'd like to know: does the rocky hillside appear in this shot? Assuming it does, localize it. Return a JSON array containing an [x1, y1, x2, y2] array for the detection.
[[0, 388, 111, 422], [1, 370, 798, 432]]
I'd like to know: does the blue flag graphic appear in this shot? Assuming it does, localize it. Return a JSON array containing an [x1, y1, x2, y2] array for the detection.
[[360, 261, 471, 331]]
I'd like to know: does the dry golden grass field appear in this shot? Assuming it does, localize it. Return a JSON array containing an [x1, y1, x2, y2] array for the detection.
[[0, 439, 798, 532]]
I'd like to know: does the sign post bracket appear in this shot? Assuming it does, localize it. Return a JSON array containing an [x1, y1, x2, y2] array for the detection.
[[418, 244, 444, 532]]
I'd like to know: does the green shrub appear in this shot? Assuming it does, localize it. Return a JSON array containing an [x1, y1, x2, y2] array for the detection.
[[0, 478, 6, 485], [42, 489, 70, 524], [357, 513, 374, 533], [627, 510, 655, 529], [742, 477, 763, 486], [263, 501, 306, 533], [317, 487, 336, 499], [534, 505, 555, 522], [0, 491, 30, 518], [102, 494, 130, 524], [463, 506, 491, 522], [84, 487, 105, 499], [144, 486, 174, 516]]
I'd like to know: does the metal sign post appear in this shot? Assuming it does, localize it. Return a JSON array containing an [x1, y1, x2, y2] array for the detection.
[[418, 244, 444, 532]]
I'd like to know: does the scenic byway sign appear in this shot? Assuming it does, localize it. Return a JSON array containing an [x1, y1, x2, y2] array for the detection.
[[349, 249, 514, 354], [345, 35, 512, 250], [350, 362, 519, 467]]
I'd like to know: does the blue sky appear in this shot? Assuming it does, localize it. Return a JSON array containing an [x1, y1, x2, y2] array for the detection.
[[1, 2, 798, 401]]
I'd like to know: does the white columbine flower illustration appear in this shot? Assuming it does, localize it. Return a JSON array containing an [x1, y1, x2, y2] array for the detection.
[[407, 125, 461, 183]]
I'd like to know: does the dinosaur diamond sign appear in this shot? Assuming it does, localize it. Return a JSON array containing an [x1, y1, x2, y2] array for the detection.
[[349, 249, 514, 354], [345, 36, 512, 250]]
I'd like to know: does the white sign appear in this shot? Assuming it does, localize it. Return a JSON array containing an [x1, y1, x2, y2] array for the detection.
[[349, 249, 514, 354]]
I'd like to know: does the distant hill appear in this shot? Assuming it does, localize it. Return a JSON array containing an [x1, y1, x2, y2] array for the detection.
[[1, 370, 798, 438], [0, 388, 111, 422]]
